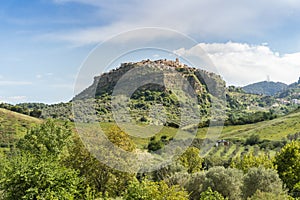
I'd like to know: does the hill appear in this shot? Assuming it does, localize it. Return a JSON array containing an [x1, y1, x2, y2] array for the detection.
[[40, 59, 291, 126], [277, 82, 300, 100], [242, 81, 287, 96], [74, 59, 226, 100], [0, 108, 41, 151], [5, 59, 293, 127]]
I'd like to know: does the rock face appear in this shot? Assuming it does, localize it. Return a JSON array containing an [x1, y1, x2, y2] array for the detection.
[[73, 59, 226, 100]]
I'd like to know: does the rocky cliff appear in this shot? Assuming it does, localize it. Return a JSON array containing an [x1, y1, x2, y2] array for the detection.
[[73, 59, 226, 100]]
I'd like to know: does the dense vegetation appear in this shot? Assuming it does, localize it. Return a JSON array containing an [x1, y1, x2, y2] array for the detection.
[[0, 110, 299, 199], [242, 81, 288, 96]]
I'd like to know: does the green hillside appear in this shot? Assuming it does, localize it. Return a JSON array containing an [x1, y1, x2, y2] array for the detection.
[[196, 109, 300, 141], [77, 108, 300, 151], [242, 81, 288, 96], [0, 108, 41, 152]]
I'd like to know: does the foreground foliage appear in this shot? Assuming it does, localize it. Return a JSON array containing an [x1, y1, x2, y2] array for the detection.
[[274, 141, 300, 197]]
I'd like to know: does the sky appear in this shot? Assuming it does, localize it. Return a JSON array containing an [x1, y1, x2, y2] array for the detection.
[[1, 0, 300, 104]]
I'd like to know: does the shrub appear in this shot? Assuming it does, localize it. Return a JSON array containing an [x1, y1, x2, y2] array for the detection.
[[274, 141, 300, 194], [245, 134, 261, 146], [123, 179, 189, 200], [184, 172, 206, 200], [247, 190, 291, 200], [199, 187, 227, 200], [178, 147, 203, 173], [203, 167, 243, 200], [230, 152, 274, 173], [242, 167, 284, 199]]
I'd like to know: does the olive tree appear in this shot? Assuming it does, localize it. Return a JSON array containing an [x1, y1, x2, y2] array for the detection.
[[242, 167, 284, 199]]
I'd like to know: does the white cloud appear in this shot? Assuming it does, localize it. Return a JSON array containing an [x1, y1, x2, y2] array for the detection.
[[51, 83, 74, 89], [48, 0, 300, 46], [0, 96, 27, 104], [35, 73, 54, 79], [0, 81, 32, 86], [175, 42, 300, 86], [36, 74, 42, 79]]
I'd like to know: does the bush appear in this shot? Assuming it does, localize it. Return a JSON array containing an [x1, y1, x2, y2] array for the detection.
[[123, 179, 189, 200], [203, 167, 243, 200], [247, 190, 291, 200], [147, 140, 164, 152], [274, 141, 300, 194], [178, 147, 203, 173], [0, 153, 85, 200], [242, 167, 284, 199], [199, 187, 227, 200], [230, 152, 274, 173], [184, 172, 206, 200], [245, 134, 261, 146]]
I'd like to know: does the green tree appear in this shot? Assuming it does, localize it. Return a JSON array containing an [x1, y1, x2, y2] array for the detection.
[[123, 179, 189, 200], [245, 134, 261, 146], [242, 167, 284, 199], [203, 167, 243, 200], [0, 153, 86, 200], [17, 119, 72, 157], [107, 125, 136, 152], [63, 134, 135, 197], [178, 147, 203, 173], [184, 172, 206, 200], [0, 120, 93, 200], [199, 187, 227, 200], [230, 152, 274, 173], [247, 190, 292, 200], [274, 141, 300, 193]]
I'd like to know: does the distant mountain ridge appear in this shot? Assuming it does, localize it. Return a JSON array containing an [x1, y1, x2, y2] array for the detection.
[[276, 81, 300, 100], [242, 81, 288, 96]]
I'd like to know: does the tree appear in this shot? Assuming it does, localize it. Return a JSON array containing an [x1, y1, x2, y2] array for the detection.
[[203, 167, 243, 200], [247, 190, 291, 200], [178, 147, 203, 173], [107, 125, 135, 152], [245, 134, 260, 146], [0, 120, 93, 200], [123, 179, 189, 200], [230, 152, 274, 173], [184, 172, 206, 200], [29, 108, 42, 118], [274, 141, 300, 193], [242, 167, 284, 199], [63, 134, 135, 197], [0, 153, 87, 200], [17, 119, 72, 157], [199, 187, 227, 200]]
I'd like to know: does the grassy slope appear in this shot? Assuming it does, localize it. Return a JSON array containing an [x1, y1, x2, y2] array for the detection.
[[87, 109, 300, 151], [1, 106, 299, 159], [0, 108, 41, 153], [196, 109, 300, 141]]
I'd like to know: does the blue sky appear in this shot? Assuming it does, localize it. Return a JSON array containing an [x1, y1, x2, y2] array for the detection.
[[1, 0, 300, 104]]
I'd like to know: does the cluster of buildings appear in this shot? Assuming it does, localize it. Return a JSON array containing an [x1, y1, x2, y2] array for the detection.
[[277, 98, 300, 105]]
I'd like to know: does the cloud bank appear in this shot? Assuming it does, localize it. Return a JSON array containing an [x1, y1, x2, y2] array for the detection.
[[176, 42, 300, 86], [48, 0, 300, 46]]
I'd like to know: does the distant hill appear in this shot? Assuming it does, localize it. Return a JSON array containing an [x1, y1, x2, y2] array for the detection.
[[41, 59, 289, 125], [277, 82, 300, 99], [242, 81, 287, 96]]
